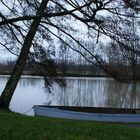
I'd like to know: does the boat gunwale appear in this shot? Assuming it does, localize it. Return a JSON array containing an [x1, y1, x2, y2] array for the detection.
[[33, 105, 140, 114]]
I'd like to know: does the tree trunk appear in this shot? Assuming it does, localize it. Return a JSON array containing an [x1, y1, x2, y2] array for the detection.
[[0, 0, 49, 108]]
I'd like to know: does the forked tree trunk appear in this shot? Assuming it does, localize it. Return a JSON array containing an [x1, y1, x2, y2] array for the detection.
[[0, 0, 49, 108]]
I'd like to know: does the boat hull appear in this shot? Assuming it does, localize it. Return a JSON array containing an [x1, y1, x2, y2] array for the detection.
[[34, 106, 140, 123]]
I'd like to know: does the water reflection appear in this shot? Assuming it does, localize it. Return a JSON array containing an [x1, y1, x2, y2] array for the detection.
[[53, 79, 139, 108], [0, 76, 140, 115], [104, 80, 140, 108]]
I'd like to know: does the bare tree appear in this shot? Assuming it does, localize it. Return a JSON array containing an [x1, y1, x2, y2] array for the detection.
[[0, 0, 49, 108], [0, 0, 140, 108], [104, 15, 140, 81]]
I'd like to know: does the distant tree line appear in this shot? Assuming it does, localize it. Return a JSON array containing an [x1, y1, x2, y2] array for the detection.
[[0, 59, 104, 77], [0, 59, 140, 79]]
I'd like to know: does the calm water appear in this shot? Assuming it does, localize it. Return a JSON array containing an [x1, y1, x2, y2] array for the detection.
[[0, 75, 140, 115]]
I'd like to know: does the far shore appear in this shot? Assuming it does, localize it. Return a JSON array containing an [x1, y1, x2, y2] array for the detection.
[[0, 71, 109, 78]]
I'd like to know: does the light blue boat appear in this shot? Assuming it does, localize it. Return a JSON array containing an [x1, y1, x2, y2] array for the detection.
[[33, 105, 140, 123]]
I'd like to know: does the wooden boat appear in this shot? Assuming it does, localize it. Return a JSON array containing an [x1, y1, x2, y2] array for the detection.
[[33, 105, 140, 123]]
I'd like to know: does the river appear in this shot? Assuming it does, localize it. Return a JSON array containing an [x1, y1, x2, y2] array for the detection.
[[0, 75, 140, 115]]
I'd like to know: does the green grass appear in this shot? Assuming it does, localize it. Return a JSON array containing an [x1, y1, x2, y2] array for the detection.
[[0, 109, 140, 140]]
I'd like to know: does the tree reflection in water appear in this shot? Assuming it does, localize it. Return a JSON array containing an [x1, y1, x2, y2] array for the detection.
[[52, 78, 140, 109], [0, 76, 140, 115]]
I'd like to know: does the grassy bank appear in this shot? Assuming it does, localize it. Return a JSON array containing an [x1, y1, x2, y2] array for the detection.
[[0, 110, 140, 140]]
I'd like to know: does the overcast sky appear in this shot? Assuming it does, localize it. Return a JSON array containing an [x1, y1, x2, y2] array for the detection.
[[0, 48, 17, 62]]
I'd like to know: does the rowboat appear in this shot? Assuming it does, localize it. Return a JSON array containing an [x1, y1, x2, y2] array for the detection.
[[33, 105, 140, 123]]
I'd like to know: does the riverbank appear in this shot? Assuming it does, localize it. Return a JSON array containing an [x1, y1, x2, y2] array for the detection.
[[0, 110, 140, 140]]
